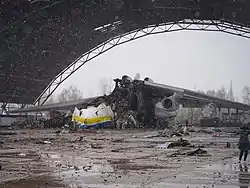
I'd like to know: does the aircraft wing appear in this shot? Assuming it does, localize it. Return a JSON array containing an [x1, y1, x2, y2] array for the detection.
[[8, 96, 107, 113], [144, 81, 250, 111], [8, 79, 250, 114]]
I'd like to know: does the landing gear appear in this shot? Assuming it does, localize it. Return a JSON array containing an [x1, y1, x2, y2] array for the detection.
[[136, 90, 156, 128]]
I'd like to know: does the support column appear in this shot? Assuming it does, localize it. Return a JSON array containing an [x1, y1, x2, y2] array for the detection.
[[0, 103, 7, 115], [228, 108, 231, 125]]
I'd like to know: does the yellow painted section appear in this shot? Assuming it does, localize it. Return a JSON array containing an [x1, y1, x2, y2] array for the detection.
[[72, 115, 112, 125], [72, 116, 85, 124]]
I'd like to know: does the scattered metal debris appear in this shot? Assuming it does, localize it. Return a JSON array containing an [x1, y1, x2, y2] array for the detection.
[[168, 138, 191, 148], [90, 143, 103, 149], [116, 110, 138, 129], [18, 153, 26, 157], [36, 140, 52, 144], [186, 148, 208, 156]]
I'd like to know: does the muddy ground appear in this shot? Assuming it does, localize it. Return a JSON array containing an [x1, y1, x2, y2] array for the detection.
[[0, 128, 248, 188]]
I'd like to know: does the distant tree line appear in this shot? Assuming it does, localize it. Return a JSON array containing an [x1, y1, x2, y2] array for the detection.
[[45, 85, 83, 104], [242, 86, 250, 105], [45, 78, 114, 104]]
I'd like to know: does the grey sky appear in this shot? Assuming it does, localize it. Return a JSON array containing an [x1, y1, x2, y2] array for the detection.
[[54, 30, 250, 101]]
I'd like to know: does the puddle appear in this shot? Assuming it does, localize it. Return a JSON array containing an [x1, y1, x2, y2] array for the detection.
[[152, 182, 239, 188], [0, 129, 244, 188], [54, 163, 115, 187], [199, 163, 238, 172], [115, 163, 168, 170], [109, 158, 169, 171], [158, 158, 250, 188], [56, 163, 114, 176]]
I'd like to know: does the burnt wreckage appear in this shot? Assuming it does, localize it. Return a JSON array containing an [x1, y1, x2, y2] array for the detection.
[[8, 75, 181, 128], [108, 76, 179, 127], [8, 75, 250, 128], [91, 75, 250, 128]]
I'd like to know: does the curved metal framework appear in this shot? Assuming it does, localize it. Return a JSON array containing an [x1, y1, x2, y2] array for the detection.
[[36, 19, 250, 105], [0, 103, 26, 115]]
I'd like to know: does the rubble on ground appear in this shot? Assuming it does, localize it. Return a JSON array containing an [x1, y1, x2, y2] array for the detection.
[[0, 122, 237, 188], [116, 110, 139, 129], [186, 148, 208, 156], [90, 143, 104, 149], [197, 129, 214, 134], [10, 110, 71, 129], [156, 138, 191, 150], [169, 148, 209, 157], [168, 138, 191, 148], [157, 125, 190, 138]]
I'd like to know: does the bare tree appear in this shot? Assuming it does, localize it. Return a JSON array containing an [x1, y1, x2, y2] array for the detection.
[[215, 87, 227, 99], [242, 86, 250, 104], [177, 89, 203, 124], [44, 95, 55, 104], [193, 108, 202, 123], [197, 89, 206, 94], [235, 96, 240, 102], [206, 90, 216, 96], [57, 85, 83, 102], [38, 92, 55, 105], [176, 108, 187, 124], [99, 78, 114, 95], [187, 108, 194, 124]]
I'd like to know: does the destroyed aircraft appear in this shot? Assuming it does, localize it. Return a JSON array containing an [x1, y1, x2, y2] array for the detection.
[[72, 103, 114, 129], [8, 75, 250, 129]]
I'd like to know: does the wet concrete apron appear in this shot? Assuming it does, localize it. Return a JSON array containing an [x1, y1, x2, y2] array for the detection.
[[0, 129, 248, 188]]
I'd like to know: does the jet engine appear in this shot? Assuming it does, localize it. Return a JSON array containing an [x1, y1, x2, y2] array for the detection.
[[161, 98, 175, 111], [154, 94, 180, 119]]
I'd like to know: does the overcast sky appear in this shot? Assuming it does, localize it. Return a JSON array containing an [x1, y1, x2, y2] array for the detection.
[[54, 30, 250, 101]]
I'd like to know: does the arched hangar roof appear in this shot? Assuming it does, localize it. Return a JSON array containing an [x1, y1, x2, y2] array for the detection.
[[0, 0, 250, 104]]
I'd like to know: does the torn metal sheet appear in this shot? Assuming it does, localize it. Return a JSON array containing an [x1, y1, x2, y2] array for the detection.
[[72, 103, 114, 129]]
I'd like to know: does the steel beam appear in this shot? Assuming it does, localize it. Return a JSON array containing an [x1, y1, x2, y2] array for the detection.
[[35, 19, 250, 105]]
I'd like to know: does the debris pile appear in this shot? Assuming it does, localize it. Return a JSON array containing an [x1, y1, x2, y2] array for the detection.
[[156, 138, 191, 149], [169, 148, 208, 157], [11, 110, 71, 129], [186, 148, 208, 156], [116, 110, 138, 129], [168, 138, 191, 148], [157, 125, 190, 138]]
